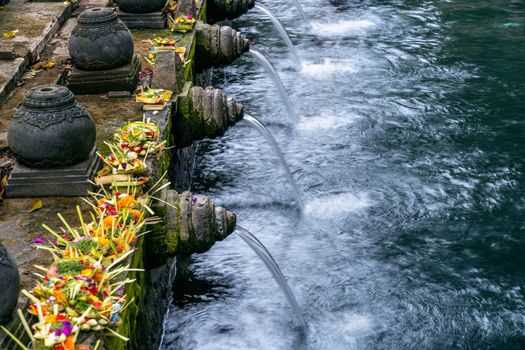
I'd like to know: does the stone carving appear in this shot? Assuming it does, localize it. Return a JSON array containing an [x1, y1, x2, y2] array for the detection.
[[0, 243, 20, 325], [14, 104, 89, 130], [174, 84, 244, 147], [116, 0, 166, 13], [195, 23, 249, 72], [72, 22, 128, 41], [8, 85, 96, 168], [207, 0, 255, 23], [69, 8, 134, 71], [163, 189, 236, 254]]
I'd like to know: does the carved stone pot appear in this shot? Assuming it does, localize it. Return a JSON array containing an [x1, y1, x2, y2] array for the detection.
[[69, 8, 134, 71], [116, 0, 166, 13], [0, 243, 20, 325], [8, 85, 96, 168]]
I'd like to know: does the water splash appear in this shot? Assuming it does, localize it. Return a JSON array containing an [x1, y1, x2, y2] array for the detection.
[[249, 49, 297, 121], [236, 226, 307, 328], [244, 114, 303, 207], [296, 113, 357, 133], [303, 192, 372, 219], [254, 4, 301, 67], [310, 19, 375, 36], [300, 58, 357, 78]]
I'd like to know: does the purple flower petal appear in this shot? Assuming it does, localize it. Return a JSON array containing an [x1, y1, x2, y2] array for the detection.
[[32, 238, 46, 244]]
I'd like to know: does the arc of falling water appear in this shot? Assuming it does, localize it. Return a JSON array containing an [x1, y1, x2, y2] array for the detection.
[[236, 225, 307, 328], [291, 0, 311, 27], [244, 114, 303, 208], [254, 4, 301, 67], [248, 49, 297, 122]]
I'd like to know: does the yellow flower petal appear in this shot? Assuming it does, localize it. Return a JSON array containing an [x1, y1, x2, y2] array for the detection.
[[3, 30, 19, 39]]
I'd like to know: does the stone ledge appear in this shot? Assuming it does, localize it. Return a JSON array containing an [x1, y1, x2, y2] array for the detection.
[[0, 0, 76, 105]]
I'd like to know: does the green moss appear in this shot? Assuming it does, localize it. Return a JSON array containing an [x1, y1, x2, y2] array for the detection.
[[198, 0, 208, 22], [103, 236, 146, 350], [165, 189, 181, 256], [184, 37, 196, 83]]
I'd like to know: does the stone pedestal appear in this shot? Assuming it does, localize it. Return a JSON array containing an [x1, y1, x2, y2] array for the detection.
[[66, 54, 140, 94], [6, 148, 100, 198], [117, 10, 167, 29]]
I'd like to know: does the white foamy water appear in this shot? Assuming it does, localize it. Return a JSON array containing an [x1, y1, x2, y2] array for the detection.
[[304, 193, 372, 219], [297, 114, 358, 132], [300, 58, 357, 78], [311, 19, 376, 36]]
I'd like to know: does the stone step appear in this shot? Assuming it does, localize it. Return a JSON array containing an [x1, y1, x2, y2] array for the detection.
[[0, 0, 76, 106]]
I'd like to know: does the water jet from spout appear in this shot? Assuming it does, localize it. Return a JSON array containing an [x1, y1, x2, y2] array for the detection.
[[236, 225, 307, 329], [244, 114, 303, 207], [254, 4, 301, 67], [290, 0, 311, 27], [249, 49, 297, 121]]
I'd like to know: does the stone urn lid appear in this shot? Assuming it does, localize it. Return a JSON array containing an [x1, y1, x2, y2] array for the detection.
[[8, 85, 97, 168], [77, 7, 119, 26], [21, 85, 75, 110]]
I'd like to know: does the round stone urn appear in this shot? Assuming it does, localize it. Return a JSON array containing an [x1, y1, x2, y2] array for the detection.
[[0, 243, 20, 325], [8, 85, 96, 168], [116, 0, 166, 13], [69, 8, 134, 71]]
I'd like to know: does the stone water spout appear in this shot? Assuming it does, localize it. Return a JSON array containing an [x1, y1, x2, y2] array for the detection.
[[206, 0, 255, 23], [150, 186, 236, 262], [173, 83, 244, 147], [167, 190, 236, 254], [195, 22, 250, 72], [0, 243, 20, 325]]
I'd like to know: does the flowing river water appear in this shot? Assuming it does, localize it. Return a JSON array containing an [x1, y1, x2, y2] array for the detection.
[[161, 0, 525, 349]]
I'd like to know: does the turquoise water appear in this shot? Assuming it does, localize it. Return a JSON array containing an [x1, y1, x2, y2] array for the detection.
[[162, 1, 525, 349]]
